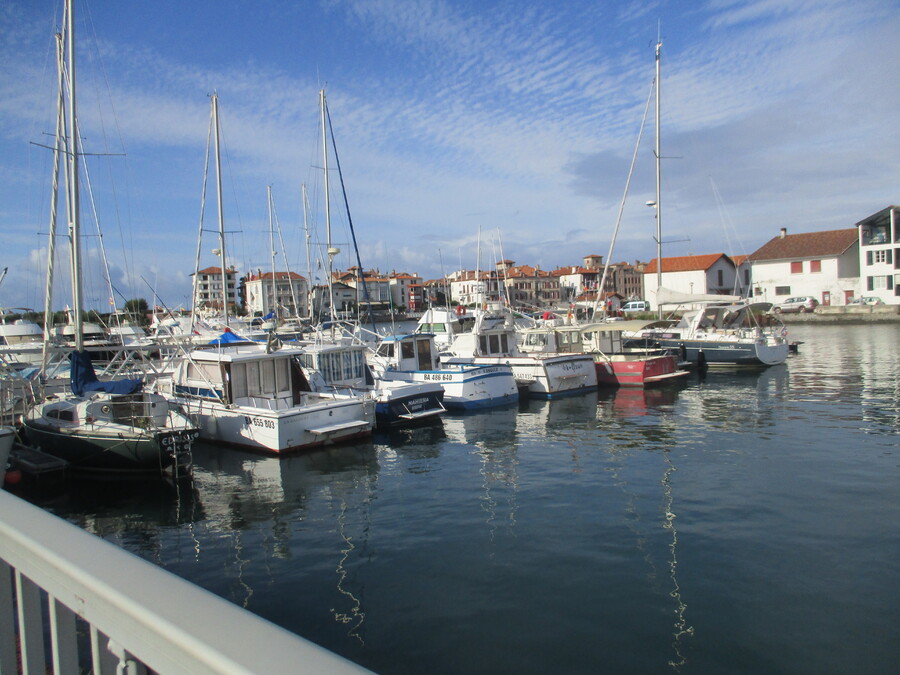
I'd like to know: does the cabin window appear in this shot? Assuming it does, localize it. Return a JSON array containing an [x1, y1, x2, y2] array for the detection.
[[790, 261, 802, 274], [488, 334, 500, 354], [525, 333, 547, 347], [501, 334, 509, 352], [47, 409, 75, 422], [479, 335, 488, 354], [401, 341, 415, 359], [377, 343, 394, 358]]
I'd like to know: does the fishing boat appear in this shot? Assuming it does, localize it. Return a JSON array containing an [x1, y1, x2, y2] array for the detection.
[[444, 311, 598, 398], [23, 0, 199, 477], [369, 332, 519, 410], [415, 307, 476, 352], [576, 320, 689, 386], [518, 320, 688, 387], [161, 340, 374, 453], [295, 339, 445, 429]]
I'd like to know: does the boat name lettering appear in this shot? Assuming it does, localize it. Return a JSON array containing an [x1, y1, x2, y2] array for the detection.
[[244, 416, 275, 429]]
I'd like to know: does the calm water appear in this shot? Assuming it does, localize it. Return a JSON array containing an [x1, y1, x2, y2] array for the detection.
[[22, 324, 900, 674]]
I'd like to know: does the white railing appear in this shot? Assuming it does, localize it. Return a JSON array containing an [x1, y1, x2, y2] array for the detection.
[[0, 489, 371, 674]]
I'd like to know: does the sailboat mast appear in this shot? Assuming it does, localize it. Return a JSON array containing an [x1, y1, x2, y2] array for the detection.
[[654, 38, 663, 319], [320, 89, 337, 323], [212, 92, 229, 326], [65, 0, 84, 352], [268, 185, 277, 320], [42, 31, 66, 370], [302, 183, 313, 320]]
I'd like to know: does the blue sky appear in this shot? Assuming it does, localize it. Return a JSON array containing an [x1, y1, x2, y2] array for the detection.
[[1, 0, 897, 312]]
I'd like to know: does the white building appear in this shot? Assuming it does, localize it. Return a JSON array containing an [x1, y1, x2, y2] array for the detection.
[[244, 271, 308, 318], [192, 266, 239, 312], [747, 228, 860, 305], [389, 273, 422, 311], [856, 206, 899, 303], [642, 254, 739, 310]]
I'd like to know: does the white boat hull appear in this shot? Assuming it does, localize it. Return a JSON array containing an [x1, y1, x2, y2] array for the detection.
[[445, 354, 598, 398], [179, 393, 375, 453], [380, 364, 518, 410]]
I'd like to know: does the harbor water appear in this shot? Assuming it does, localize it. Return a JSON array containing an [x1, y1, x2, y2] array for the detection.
[[17, 324, 899, 673]]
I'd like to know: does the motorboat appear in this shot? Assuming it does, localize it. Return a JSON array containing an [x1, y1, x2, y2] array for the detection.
[[161, 339, 374, 453], [576, 321, 690, 387], [444, 311, 598, 398], [295, 339, 446, 429], [369, 333, 519, 410]]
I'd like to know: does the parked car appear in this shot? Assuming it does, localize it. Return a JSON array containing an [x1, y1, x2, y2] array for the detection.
[[621, 300, 651, 314], [772, 296, 819, 314], [847, 296, 884, 306]]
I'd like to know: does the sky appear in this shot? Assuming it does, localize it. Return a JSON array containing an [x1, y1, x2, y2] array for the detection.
[[1, 0, 898, 313]]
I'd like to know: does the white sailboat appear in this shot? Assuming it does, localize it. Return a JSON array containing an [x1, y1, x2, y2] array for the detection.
[[23, 0, 199, 476]]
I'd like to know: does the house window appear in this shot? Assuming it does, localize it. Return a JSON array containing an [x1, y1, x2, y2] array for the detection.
[[717, 270, 723, 286], [775, 286, 791, 296], [810, 260, 821, 273], [790, 261, 802, 274]]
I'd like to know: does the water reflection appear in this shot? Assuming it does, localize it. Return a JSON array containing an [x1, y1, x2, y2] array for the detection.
[[189, 442, 379, 631]]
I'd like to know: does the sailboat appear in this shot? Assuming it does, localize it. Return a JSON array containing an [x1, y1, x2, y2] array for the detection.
[[621, 40, 789, 368], [23, 0, 199, 476]]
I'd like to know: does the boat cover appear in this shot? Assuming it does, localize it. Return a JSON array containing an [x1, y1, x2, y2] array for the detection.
[[69, 350, 143, 397], [656, 287, 743, 306], [207, 329, 246, 344]]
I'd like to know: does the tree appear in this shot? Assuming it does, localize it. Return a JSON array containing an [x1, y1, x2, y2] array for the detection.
[[124, 298, 150, 325]]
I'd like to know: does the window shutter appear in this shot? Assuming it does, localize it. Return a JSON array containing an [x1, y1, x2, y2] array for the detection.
[[866, 251, 873, 265], [867, 276, 874, 291]]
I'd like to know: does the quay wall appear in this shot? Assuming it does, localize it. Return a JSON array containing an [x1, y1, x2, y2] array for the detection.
[[779, 306, 900, 324]]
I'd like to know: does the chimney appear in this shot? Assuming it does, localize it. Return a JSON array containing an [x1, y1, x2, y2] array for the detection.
[[779, 228, 787, 238]]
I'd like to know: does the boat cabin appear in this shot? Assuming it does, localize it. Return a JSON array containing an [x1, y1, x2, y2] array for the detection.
[[518, 325, 585, 354], [175, 344, 310, 409], [374, 334, 440, 371], [294, 342, 374, 390]]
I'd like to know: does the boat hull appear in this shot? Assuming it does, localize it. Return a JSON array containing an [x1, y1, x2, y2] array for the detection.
[[650, 337, 789, 367], [178, 394, 375, 454], [594, 353, 689, 387], [21, 421, 196, 475], [373, 382, 445, 428], [447, 355, 598, 398], [380, 364, 519, 410]]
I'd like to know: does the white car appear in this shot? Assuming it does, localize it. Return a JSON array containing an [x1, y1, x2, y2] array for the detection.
[[772, 296, 819, 314], [847, 296, 884, 306]]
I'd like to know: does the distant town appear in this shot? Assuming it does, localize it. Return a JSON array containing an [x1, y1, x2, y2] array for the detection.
[[192, 205, 897, 319]]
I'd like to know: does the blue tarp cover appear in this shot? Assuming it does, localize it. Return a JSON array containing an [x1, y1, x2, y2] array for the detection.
[[207, 330, 246, 345], [69, 350, 143, 397]]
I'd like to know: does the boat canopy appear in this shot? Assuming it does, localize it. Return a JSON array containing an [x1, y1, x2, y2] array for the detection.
[[578, 320, 672, 333], [69, 350, 142, 397], [656, 287, 743, 306]]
